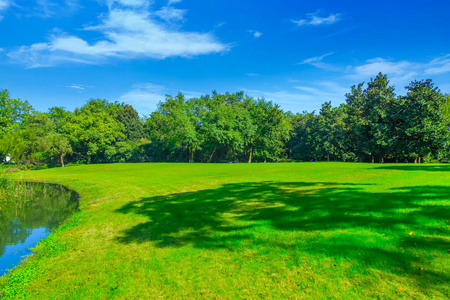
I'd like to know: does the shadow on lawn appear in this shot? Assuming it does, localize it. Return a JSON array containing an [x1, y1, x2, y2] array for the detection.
[[115, 181, 449, 289], [375, 164, 450, 172]]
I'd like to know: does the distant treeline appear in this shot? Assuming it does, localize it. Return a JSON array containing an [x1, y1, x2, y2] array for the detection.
[[1, 73, 449, 167]]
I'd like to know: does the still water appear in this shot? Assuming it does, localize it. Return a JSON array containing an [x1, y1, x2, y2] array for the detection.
[[0, 183, 79, 276]]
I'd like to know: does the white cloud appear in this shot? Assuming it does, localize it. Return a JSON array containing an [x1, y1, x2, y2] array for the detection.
[[0, 0, 11, 10], [35, 0, 60, 17], [247, 30, 262, 38], [243, 88, 333, 113], [168, 0, 182, 4], [245, 73, 260, 77], [295, 81, 348, 100], [245, 55, 450, 113], [346, 58, 421, 90], [242, 80, 354, 113], [119, 83, 166, 115], [155, 6, 186, 22], [344, 55, 450, 91], [293, 12, 341, 26], [180, 90, 203, 100], [67, 84, 93, 92], [16, 0, 82, 18], [425, 55, 450, 75], [8, 2, 228, 67], [349, 58, 417, 79], [299, 52, 334, 69], [105, 0, 149, 7], [0, 0, 11, 20]]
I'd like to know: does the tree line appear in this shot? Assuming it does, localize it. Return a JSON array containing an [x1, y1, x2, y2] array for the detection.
[[1, 73, 449, 167]]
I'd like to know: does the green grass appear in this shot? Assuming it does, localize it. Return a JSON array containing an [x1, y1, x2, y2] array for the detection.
[[0, 162, 449, 299]]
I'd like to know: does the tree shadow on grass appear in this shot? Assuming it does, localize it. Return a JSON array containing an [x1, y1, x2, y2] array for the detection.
[[115, 181, 449, 291], [375, 164, 450, 172]]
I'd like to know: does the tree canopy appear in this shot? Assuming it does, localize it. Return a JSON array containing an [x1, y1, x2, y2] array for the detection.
[[0, 73, 449, 167]]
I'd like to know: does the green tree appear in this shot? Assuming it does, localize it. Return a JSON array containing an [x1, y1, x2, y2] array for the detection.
[[61, 100, 126, 163], [200, 92, 245, 162], [345, 73, 397, 162], [289, 111, 320, 161], [243, 98, 291, 163], [0, 89, 33, 133], [400, 80, 448, 163], [148, 93, 202, 163], [0, 89, 33, 161], [116, 104, 145, 142]]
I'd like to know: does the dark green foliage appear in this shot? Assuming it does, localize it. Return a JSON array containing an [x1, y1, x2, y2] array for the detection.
[[116, 104, 145, 142], [146, 92, 291, 163], [290, 74, 449, 163], [400, 80, 448, 162], [345, 73, 397, 162]]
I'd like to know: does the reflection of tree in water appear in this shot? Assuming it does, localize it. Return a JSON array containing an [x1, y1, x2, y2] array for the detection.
[[0, 183, 79, 257]]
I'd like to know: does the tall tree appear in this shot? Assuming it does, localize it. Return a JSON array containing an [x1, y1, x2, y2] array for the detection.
[[148, 93, 202, 163], [0, 89, 33, 133], [400, 80, 448, 162], [116, 104, 145, 142], [243, 98, 291, 163], [61, 99, 126, 163], [345, 73, 397, 162], [200, 92, 244, 162]]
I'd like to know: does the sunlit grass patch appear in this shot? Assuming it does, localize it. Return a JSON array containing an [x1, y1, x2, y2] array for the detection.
[[0, 162, 449, 299]]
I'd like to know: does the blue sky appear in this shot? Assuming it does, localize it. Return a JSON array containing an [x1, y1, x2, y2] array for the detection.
[[1, 0, 449, 115]]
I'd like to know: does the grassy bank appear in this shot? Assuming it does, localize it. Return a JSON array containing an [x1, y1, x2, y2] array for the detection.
[[0, 167, 28, 201], [0, 162, 449, 299]]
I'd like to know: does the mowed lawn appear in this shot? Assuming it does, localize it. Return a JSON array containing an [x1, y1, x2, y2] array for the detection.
[[1, 162, 449, 299]]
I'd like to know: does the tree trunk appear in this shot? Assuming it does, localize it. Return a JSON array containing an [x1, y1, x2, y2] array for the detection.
[[207, 147, 216, 163], [372, 156, 374, 163], [414, 157, 418, 163], [189, 148, 194, 163], [248, 147, 253, 163], [60, 154, 65, 168]]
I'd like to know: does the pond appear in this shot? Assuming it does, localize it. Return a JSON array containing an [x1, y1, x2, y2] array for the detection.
[[0, 182, 79, 276]]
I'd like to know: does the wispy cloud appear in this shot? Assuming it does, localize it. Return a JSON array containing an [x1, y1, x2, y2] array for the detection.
[[104, 0, 149, 7], [0, 0, 11, 10], [247, 30, 262, 38], [245, 73, 260, 77], [425, 54, 450, 75], [349, 58, 417, 79], [155, 5, 186, 22], [9, 0, 82, 19], [292, 12, 341, 26], [294, 81, 348, 100], [247, 55, 450, 113], [299, 52, 334, 69], [180, 90, 203, 100], [119, 83, 166, 115], [7, 1, 228, 68], [67, 84, 92, 92], [345, 55, 450, 90], [243, 85, 346, 113], [0, 0, 12, 20]]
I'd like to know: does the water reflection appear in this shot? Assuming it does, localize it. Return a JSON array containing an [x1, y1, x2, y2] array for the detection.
[[0, 183, 79, 276]]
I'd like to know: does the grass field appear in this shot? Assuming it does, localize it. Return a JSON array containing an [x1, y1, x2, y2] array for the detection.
[[0, 162, 449, 299]]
